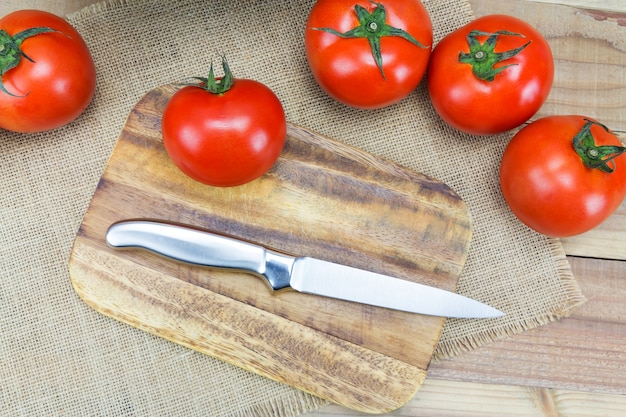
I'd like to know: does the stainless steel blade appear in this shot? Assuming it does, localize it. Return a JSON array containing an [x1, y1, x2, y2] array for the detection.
[[291, 257, 504, 319], [106, 220, 504, 319]]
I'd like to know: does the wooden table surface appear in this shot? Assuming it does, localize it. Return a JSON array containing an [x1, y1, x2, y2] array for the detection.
[[2, 0, 624, 415]]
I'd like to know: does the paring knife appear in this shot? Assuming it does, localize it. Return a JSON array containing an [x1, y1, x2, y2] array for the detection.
[[105, 220, 504, 319]]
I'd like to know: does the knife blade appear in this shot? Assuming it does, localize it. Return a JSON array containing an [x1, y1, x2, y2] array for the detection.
[[105, 220, 504, 319]]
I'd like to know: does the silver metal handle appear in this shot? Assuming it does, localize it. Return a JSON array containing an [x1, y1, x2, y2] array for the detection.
[[105, 220, 295, 290]]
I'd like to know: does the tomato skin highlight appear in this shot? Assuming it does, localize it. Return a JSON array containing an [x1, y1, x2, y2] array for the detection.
[[499, 116, 626, 238], [162, 79, 286, 188], [304, 0, 432, 110], [0, 10, 96, 133], [427, 15, 553, 135]]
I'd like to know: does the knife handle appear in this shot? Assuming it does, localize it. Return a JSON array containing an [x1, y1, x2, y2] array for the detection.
[[105, 220, 295, 291]]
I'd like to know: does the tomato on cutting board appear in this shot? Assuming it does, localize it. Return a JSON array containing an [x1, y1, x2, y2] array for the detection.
[[500, 115, 626, 238], [427, 14, 553, 135], [304, 0, 432, 109], [0, 10, 96, 133], [161, 58, 287, 187]]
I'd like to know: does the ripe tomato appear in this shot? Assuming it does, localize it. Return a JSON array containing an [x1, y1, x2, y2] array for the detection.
[[162, 60, 286, 187], [0, 10, 96, 133], [500, 116, 626, 238], [304, 0, 432, 109], [427, 15, 553, 135]]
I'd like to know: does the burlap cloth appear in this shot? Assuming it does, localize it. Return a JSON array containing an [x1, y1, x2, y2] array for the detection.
[[0, 0, 586, 415]]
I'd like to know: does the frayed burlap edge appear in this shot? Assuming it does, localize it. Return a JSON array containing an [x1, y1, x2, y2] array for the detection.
[[434, 237, 586, 360], [68, 0, 134, 17], [227, 393, 329, 417]]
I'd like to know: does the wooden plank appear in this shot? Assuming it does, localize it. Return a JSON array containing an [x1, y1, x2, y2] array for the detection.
[[561, 200, 626, 259], [69, 84, 473, 414], [311, 255, 626, 416], [314, 380, 626, 417], [529, 0, 626, 13], [428, 256, 626, 394]]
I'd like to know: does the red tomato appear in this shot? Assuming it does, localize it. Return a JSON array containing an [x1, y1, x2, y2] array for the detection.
[[305, 0, 432, 109], [162, 60, 286, 187], [0, 10, 96, 133], [427, 15, 553, 135], [500, 116, 626, 237]]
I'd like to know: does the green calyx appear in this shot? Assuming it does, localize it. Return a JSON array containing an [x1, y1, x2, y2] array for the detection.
[[191, 57, 234, 94], [573, 119, 626, 174], [313, 1, 428, 80], [0, 26, 61, 97], [459, 30, 531, 82]]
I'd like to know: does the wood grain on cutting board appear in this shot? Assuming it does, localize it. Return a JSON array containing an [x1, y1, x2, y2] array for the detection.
[[69, 84, 472, 413]]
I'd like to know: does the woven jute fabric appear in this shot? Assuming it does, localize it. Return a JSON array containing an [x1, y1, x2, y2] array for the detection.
[[0, 0, 586, 415]]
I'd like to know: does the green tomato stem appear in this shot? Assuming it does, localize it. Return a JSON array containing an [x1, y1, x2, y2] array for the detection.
[[458, 30, 531, 82], [0, 26, 61, 97], [312, 1, 429, 80], [572, 119, 626, 174], [191, 56, 234, 94]]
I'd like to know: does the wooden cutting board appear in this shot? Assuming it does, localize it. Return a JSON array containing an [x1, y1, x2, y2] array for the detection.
[[68, 84, 472, 413]]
